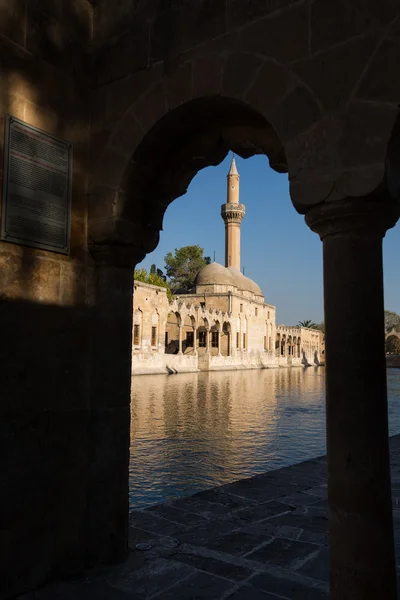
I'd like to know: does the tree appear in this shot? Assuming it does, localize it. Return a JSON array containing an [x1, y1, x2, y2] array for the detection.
[[298, 320, 318, 329], [384, 310, 400, 333], [315, 322, 325, 334], [386, 335, 400, 354], [164, 245, 211, 292], [150, 263, 166, 281], [134, 268, 174, 301]]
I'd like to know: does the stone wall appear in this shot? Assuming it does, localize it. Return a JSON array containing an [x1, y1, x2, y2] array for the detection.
[[132, 351, 199, 375], [0, 2, 94, 596]]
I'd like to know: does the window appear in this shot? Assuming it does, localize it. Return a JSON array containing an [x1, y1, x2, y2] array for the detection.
[[151, 326, 157, 347], [264, 336, 267, 350], [186, 331, 194, 347], [269, 337, 272, 351], [211, 331, 219, 348], [199, 331, 206, 347], [236, 332, 240, 348], [240, 304, 243, 313], [255, 307, 258, 317], [267, 311, 270, 319], [200, 302, 205, 309], [133, 324, 140, 346], [243, 333, 246, 349], [165, 332, 169, 347]]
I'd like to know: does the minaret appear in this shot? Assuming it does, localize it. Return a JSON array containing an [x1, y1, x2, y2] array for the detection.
[[221, 155, 246, 270]]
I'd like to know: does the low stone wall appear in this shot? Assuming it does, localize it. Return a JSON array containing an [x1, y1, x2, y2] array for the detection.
[[208, 351, 277, 371], [132, 352, 199, 375], [132, 351, 320, 375]]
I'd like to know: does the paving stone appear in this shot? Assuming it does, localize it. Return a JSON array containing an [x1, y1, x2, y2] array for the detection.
[[299, 546, 329, 582], [277, 492, 323, 507], [225, 584, 280, 599], [234, 500, 295, 523], [109, 557, 194, 598], [221, 479, 302, 503], [238, 522, 279, 537], [303, 486, 328, 499], [204, 531, 272, 557], [170, 496, 233, 518], [193, 488, 257, 510], [145, 504, 208, 527], [298, 529, 329, 546], [173, 551, 254, 581], [275, 525, 303, 540], [128, 526, 160, 549], [151, 570, 233, 599], [246, 537, 322, 569], [308, 498, 328, 510], [175, 518, 240, 545], [28, 581, 138, 600], [129, 510, 185, 536], [250, 572, 329, 599]]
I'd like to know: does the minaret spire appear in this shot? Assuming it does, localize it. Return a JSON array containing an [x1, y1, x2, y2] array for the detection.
[[221, 155, 246, 270]]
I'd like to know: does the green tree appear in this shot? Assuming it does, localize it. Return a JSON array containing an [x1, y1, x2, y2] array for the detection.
[[315, 322, 325, 334], [386, 335, 400, 354], [134, 268, 174, 301], [164, 245, 211, 292], [150, 263, 166, 281], [298, 320, 318, 329], [384, 310, 400, 333]]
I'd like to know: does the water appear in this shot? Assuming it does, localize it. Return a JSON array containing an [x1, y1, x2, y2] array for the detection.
[[130, 367, 400, 508]]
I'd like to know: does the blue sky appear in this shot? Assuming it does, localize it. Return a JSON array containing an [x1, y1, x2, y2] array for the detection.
[[139, 154, 400, 325]]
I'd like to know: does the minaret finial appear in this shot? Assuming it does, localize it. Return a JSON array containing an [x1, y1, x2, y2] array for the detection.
[[228, 154, 239, 176]]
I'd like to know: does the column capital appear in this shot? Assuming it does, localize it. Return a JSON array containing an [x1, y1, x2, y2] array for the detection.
[[90, 243, 146, 269], [305, 200, 400, 241]]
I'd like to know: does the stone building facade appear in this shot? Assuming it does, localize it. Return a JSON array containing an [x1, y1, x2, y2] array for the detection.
[[132, 158, 323, 375], [1, 1, 400, 597]]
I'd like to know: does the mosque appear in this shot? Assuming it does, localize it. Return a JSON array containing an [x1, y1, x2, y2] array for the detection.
[[132, 157, 323, 375]]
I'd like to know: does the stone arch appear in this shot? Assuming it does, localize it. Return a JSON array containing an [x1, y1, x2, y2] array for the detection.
[[287, 335, 293, 356], [222, 322, 232, 357], [281, 333, 286, 357], [133, 308, 143, 349], [151, 310, 159, 349], [90, 30, 400, 254], [197, 316, 209, 353], [182, 313, 195, 354], [165, 311, 181, 354], [210, 319, 221, 355], [276, 332, 281, 355]]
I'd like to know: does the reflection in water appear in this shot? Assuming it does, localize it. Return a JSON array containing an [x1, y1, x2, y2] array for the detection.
[[130, 368, 400, 508]]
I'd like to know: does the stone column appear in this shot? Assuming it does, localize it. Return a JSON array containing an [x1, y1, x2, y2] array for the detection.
[[178, 324, 183, 355], [86, 243, 145, 566], [193, 327, 197, 355], [217, 329, 222, 356], [306, 199, 399, 600], [205, 329, 209, 353]]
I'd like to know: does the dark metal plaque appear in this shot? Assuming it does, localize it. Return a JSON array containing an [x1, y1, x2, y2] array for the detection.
[[1, 115, 72, 254]]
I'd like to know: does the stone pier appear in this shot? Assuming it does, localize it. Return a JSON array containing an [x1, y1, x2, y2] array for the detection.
[[18, 435, 400, 599]]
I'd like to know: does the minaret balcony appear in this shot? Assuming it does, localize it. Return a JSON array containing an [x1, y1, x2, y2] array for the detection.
[[221, 203, 246, 223]]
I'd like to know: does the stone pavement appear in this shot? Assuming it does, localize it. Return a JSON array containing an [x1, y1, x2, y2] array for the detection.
[[19, 435, 400, 599]]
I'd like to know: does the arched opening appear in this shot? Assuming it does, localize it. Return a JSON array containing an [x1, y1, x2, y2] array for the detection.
[[165, 311, 181, 354], [222, 322, 231, 357], [182, 313, 195, 354], [197, 316, 209, 355], [275, 332, 281, 357], [210, 320, 221, 356]]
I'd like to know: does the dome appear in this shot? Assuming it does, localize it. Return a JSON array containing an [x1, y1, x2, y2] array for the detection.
[[227, 266, 263, 296], [195, 262, 234, 287]]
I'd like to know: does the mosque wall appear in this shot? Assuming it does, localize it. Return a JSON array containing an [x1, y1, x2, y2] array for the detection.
[[131, 282, 324, 375]]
